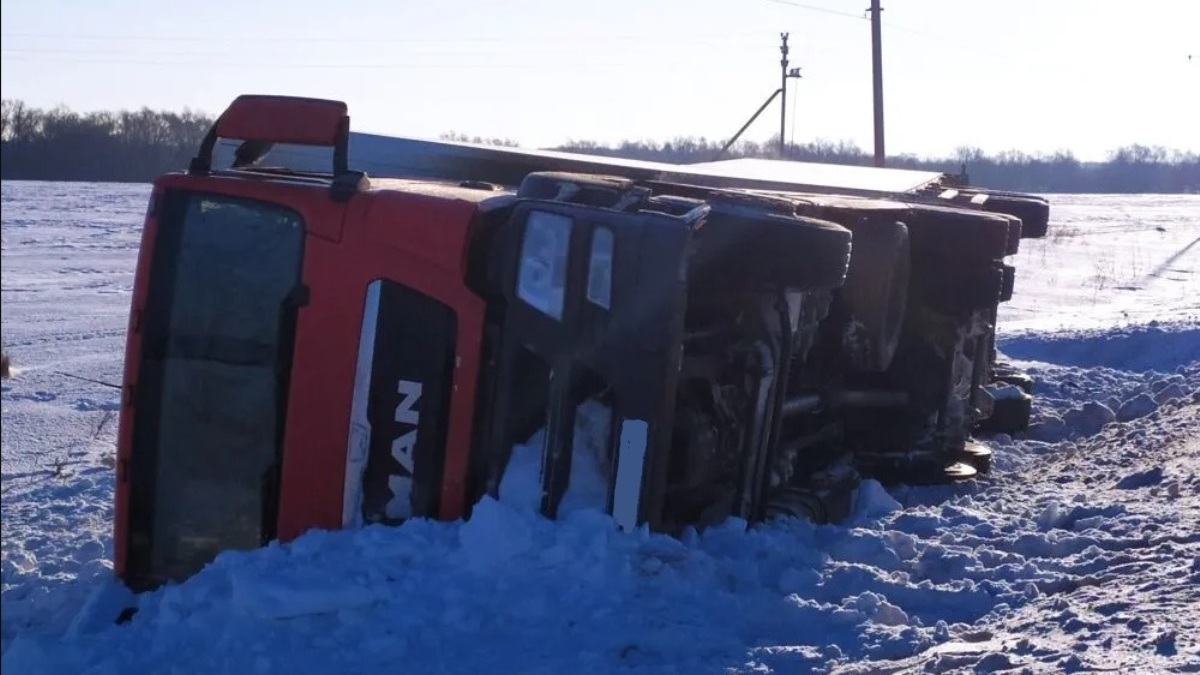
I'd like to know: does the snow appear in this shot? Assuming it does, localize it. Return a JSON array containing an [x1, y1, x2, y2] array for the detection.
[[2, 182, 1199, 674], [996, 193, 1200, 333], [498, 398, 614, 516]]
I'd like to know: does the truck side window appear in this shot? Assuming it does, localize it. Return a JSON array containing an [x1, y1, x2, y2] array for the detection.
[[517, 210, 573, 320], [586, 227, 614, 310]]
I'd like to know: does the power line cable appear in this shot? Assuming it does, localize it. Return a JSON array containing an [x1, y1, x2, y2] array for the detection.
[[757, 0, 865, 20], [755, 0, 1196, 65], [0, 54, 714, 70], [0, 41, 766, 58], [0, 30, 769, 44]]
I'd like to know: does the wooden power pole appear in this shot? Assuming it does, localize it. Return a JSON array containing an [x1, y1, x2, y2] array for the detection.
[[868, 0, 886, 167]]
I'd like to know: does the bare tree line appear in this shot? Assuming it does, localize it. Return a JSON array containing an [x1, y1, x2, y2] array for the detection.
[[2, 100, 212, 183], [2, 100, 1196, 193], [551, 137, 1199, 194]]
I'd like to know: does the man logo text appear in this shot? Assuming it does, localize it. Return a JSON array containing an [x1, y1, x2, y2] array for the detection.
[[390, 379, 422, 473]]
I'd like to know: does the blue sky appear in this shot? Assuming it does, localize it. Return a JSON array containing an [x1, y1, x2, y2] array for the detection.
[[2, 0, 1196, 160]]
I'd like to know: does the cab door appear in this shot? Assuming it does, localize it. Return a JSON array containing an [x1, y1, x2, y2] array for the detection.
[[478, 200, 693, 532]]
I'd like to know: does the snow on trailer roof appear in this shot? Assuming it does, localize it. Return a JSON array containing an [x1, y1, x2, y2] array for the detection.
[[215, 132, 949, 197]]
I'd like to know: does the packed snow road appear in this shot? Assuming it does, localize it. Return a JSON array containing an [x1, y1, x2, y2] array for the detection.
[[2, 182, 1198, 674]]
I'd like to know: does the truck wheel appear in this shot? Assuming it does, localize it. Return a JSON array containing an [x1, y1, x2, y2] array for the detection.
[[694, 199, 852, 292], [993, 371, 1034, 394], [999, 214, 1022, 256], [517, 172, 637, 207], [999, 264, 1016, 303], [841, 220, 911, 372], [957, 441, 993, 474], [980, 194, 1050, 239], [921, 262, 1005, 314], [906, 206, 1012, 265], [976, 391, 1033, 434]]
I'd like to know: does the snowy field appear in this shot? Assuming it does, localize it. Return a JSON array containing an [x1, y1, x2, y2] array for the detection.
[[2, 181, 1198, 674]]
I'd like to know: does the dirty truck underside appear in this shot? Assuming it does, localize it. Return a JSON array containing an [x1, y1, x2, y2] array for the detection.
[[292, 132, 1048, 527], [481, 170, 1038, 532]]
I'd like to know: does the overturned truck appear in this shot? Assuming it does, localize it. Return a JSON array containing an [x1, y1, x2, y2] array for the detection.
[[114, 95, 1048, 590]]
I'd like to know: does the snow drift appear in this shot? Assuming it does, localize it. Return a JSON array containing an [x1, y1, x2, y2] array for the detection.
[[2, 185, 1198, 674]]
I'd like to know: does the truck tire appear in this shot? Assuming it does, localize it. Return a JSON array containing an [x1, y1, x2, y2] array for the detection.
[[905, 205, 1012, 265], [694, 199, 852, 292], [979, 194, 1050, 239], [976, 391, 1033, 434], [840, 220, 911, 372], [999, 263, 1016, 303], [992, 370, 1034, 394], [999, 213, 1022, 256], [517, 172, 638, 207], [919, 262, 1005, 314], [957, 441, 993, 474]]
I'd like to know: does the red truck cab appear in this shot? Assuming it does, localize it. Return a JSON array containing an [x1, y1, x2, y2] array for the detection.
[[115, 97, 497, 586]]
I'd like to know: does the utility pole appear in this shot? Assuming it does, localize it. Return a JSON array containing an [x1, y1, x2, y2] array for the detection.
[[780, 33, 790, 157], [778, 33, 803, 158], [868, 0, 885, 167], [713, 34, 801, 162]]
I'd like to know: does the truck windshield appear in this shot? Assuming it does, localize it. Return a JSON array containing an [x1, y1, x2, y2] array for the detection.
[[128, 191, 305, 585]]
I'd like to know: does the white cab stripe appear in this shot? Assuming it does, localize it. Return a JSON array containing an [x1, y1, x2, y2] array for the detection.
[[342, 280, 381, 528], [611, 419, 648, 532]]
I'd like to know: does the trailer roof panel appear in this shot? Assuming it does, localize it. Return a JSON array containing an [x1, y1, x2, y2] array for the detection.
[[665, 158, 944, 195], [216, 133, 948, 198]]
